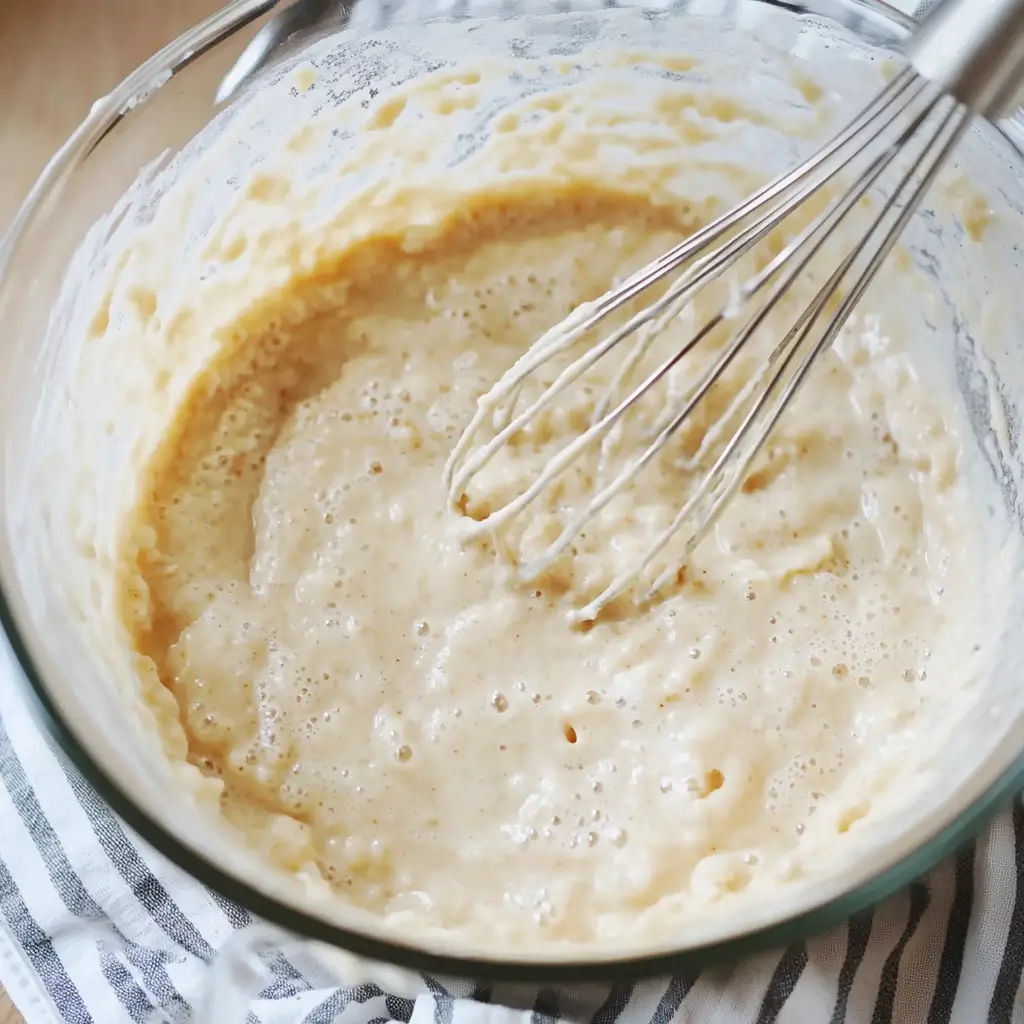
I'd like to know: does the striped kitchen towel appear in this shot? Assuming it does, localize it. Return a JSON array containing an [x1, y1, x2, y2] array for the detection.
[[1, 0, 1022, 1020]]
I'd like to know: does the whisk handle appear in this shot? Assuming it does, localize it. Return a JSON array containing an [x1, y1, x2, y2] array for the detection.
[[907, 0, 1024, 118]]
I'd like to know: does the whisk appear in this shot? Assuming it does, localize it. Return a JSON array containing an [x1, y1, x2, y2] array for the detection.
[[444, 0, 1024, 623]]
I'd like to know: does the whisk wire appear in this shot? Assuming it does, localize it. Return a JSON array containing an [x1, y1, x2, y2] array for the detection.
[[444, 69, 926, 504], [638, 102, 971, 611], [447, 58, 976, 622], [446, 73, 933, 526], [575, 66, 921, 328], [591, 74, 933, 424], [598, 80, 941, 448]]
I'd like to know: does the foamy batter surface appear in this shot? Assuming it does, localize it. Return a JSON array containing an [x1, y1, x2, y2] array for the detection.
[[99, 44, 993, 947]]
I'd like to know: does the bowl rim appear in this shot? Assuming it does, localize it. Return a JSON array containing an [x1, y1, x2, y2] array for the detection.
[[1, 0, 1022, 984]]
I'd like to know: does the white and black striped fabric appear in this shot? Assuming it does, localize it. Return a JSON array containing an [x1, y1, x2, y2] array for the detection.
[[2, 0, 1023, 1019]]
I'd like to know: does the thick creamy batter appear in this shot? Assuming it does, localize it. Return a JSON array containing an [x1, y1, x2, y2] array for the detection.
[[86, 40, 997, 948]]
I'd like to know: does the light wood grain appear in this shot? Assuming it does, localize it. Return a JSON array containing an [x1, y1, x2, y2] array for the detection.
[[1, 0, 226, 224], [0, 2, 226, 1018], [0, 989, 23, 1024]]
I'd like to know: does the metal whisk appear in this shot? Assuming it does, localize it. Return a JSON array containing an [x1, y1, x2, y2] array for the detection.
[[444, 0, 1024, 623]]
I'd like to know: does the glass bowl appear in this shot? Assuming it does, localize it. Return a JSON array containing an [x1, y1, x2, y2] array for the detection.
[[2, 0, 1024, 990]]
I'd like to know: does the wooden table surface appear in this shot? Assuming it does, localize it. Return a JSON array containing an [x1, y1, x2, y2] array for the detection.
[[0, 992, 23, 1024], [0, 3, 226, 1018]]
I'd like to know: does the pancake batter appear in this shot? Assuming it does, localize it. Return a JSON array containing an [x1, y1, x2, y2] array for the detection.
[[99, 45, 993, 947]]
